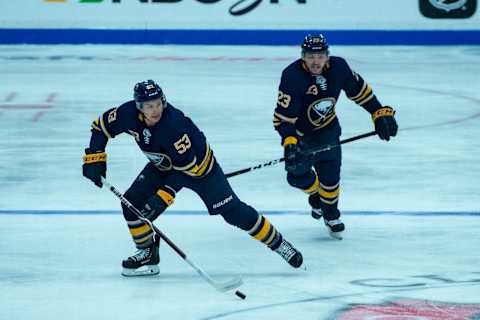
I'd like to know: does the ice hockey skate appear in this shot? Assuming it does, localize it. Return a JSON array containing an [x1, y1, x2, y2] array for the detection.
[[274, 239, 303, 268], [308, 193, 323, 220], [309, 194, 345, 240], [323, 218, 345, 240], [121, 240, 160, 277], [313, 210, 344, 240]]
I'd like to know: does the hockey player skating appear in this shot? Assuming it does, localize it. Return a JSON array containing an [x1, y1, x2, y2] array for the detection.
[[273, 34, 398, 239], [82, 80, 303, 276]]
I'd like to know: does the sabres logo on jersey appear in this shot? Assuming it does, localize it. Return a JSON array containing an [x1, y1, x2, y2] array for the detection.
[[143, 151, 173, 171], [307, 97, 337, 128]]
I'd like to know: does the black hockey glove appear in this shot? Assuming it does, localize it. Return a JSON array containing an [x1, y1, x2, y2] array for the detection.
[[284, 138, 310, 176], [141, 188, 175, 221], [82, 148, 107, 188], [372, 106, 398, 141]]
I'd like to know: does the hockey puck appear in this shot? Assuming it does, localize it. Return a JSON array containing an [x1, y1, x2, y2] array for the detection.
[[235, 290, 246, 300]]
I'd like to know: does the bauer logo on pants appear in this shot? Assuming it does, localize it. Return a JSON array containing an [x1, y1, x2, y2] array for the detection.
[[212, 195, 233, 209], [419, 0, 477, 18]]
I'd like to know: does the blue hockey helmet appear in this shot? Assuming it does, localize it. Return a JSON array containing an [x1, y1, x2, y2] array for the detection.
[[133, 80, 166, 107], [301, 34, 329, 55]]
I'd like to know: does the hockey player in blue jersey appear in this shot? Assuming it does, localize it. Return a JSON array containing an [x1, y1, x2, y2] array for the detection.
[[273, 34, 398, 239], [82, 80, 303, 276]]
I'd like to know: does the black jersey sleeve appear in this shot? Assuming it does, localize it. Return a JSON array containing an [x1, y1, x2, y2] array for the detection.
[[273, 67, 304, 145], [88, 102, 135, 151], [339, 57, 383, 114]]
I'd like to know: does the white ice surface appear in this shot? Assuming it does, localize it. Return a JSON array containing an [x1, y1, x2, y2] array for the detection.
[[0, 45, 479, 212], [0, 214, 479, 320]]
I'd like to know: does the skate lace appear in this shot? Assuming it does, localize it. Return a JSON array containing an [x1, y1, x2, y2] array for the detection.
[[276, 241, 296, 261], [130, 248, 151, 262]]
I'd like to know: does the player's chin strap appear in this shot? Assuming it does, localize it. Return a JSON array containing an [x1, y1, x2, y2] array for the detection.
[[101, 177, 243, 294], [225, 131, 376, 178]]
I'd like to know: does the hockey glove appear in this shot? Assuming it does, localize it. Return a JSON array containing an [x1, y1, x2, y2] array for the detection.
[[284, 137, 310, 176], [82, 148, 107, 188], [372, 106, 398, 141], [141, 188, 175, 221]]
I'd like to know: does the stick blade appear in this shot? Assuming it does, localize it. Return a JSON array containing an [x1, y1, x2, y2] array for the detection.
[[214, 277, 243, 292]]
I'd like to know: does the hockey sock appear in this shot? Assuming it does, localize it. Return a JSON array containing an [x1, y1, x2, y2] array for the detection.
[[248, 215, 283, 250], [127, 219, 156, 249]]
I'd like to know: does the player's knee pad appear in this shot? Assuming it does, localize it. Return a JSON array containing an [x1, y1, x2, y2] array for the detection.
[[287, 170, 318, 194], [221, 201, 258, 231]]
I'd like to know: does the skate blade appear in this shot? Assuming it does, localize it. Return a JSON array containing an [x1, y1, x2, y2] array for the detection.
[[328, 231, 343, 240], [121, 265, 160, 277]]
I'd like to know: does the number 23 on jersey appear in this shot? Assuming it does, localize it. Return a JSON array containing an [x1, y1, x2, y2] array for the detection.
[[277, 90, 291, 108]]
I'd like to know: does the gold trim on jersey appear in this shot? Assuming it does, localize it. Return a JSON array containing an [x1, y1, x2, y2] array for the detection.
[[175, 142, 214, 178], [91, 118, 102, 132], [358, 94, 375, 106], [99, 115, 113, 139], [273, 115, 282, 127], [196, 146, 213, 176], [274, 111, 298, 124], [349, 82, 367, 100], [349, 83, 374, 106], [173, 156, 197, 171]]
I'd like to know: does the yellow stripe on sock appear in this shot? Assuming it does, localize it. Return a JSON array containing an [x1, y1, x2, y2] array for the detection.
[[265, 228, 277, 245], [253, 219, 271, 241], [319, 187, 340, 199], [129, 224, 152, 237]]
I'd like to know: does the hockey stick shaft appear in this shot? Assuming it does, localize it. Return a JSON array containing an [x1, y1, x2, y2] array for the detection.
[[225, 131, 376, 178], [101, 178, 242, 292]]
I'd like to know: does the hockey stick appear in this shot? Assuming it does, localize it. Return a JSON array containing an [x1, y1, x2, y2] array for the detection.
[[225, 131, 376, 178], [101, 177, 243, 293]]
